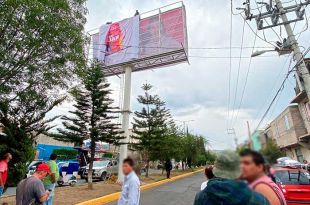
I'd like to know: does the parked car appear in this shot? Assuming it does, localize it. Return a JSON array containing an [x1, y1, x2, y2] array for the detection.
[[274, 167, 310, 205], [83, 160, 118, 181], [26, 160, 44, 178]]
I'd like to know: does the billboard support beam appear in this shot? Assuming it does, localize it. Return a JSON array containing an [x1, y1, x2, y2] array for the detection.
[[117, 64, 132, 183]]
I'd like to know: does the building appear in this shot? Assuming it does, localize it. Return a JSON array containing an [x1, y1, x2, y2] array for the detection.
[[35, 134, 75, 160], [265, 104, 310, 162], [251, 130, 264, 151]]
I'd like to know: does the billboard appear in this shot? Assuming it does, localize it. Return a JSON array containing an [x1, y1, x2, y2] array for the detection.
[[94, 15, 139, 65], [91, 2, 188, 74], [139, 7, 186, 58]]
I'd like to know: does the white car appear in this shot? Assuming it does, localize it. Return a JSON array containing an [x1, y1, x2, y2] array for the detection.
[[83, 160, 118, 181]]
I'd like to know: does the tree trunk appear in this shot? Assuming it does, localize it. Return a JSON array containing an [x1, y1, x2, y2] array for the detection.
[[146, 160, 150, 178], [88, 140, 95, 189]]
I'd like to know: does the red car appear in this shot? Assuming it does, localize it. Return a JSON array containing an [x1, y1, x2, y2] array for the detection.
[[274, 167, 310, 205]]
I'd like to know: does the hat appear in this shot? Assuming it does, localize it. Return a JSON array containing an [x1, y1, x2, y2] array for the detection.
[[213, 150, 240, 179], [194, 178, 270, 205], [36, 163, 50, 174]]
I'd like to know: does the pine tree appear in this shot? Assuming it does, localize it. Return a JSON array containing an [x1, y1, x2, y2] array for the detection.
[[55, 62, 123, 189], [131, 83, 172, 177]]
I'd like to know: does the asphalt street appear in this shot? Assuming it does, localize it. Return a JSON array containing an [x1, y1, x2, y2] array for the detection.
[[108, 172, 204, 205]]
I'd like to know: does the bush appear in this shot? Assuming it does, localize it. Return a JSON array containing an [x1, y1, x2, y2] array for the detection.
[[0, 129, 35, 186], [261, 139, 284, 164], [53, 149, 77, 161]]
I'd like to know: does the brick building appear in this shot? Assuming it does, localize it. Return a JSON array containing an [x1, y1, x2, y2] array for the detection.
[[263, 104, 310, 162]]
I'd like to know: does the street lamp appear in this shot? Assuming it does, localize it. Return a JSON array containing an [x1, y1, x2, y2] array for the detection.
[[251, 47, 292, 57], [251, 49, 276, 57]]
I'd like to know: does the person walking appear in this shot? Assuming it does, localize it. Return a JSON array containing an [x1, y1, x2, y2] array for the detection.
[[16, 163, 50, 205], [118, 157, 140, 205], [194, 150, 270, 205], [240, 150, 287, 205], [0, 153, 12, 197], [43, 154, 59, 205], [164, 160, 172, 179]]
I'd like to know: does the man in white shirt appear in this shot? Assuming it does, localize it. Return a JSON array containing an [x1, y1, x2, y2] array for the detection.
[[118, 157, 140, 205]]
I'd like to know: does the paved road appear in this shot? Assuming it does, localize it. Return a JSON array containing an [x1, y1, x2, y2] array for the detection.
[[109, 172, 203, 205]]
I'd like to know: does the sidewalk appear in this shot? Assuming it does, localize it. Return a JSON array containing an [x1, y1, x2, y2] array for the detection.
[[1, 169, 201, 205]]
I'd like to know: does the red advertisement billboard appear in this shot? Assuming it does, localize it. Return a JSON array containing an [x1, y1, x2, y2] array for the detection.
[[92, 4, 187, 68]]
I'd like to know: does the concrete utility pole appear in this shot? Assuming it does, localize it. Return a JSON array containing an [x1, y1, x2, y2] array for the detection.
[[243, 0, 310, 96], [274, 0, 310, 96], [227, 128, 238, 149], [247, 121, 252, 149], [117, 65, 132, 183]]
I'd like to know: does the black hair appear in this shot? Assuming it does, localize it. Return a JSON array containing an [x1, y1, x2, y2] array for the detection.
[[50, 153, 57, 160], [240, 149, 265, 166], [205, 166, 215, 179], [123, 157, 135, 167]]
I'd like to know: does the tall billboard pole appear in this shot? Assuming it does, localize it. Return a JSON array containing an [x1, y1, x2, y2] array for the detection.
[[118, 65, 132, 182], [91, 1, 188, 183]]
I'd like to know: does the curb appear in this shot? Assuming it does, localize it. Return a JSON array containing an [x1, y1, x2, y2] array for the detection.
[[76, 169, 203, 205]]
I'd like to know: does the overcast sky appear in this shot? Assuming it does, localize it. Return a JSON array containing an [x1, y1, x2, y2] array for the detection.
[[50, 0, 310, 150]]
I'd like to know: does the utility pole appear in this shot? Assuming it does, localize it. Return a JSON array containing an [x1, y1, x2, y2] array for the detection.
[[227, 128, 238, 149], [247, 121, 252, 149], [117, 65, 133, 183], [241, 0, 310, 94], [274, 0, 310, 97]]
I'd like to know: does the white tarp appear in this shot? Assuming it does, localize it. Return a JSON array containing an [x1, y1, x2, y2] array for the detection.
[[94, 15, 139, 65]]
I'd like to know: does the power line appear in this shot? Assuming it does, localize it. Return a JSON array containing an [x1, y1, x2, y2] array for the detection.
[[254, 46, 310, 131], [241, 14, 277, 47], [254, 54, 292, 122], [231, 27, 258, 127], [230, 18, 246, 128], [228, 0, 234, 130], [91, 44, 274, 50]]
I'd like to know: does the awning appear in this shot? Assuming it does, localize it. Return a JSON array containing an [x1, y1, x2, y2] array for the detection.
[[299, 133, 310, 142], [291, 90, 307, 104]]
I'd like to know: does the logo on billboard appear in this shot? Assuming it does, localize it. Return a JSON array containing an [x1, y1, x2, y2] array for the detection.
[[105, 22, 123, 55]]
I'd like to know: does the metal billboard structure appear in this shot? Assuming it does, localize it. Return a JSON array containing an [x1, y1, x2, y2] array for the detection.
[[88, 2, 188, 182], [90, 1, 188, 76]]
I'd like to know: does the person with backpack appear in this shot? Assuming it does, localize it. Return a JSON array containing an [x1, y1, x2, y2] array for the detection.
[[194, 150, 270, 205], [16, 164, 50, 205], [240, 150, 287, 205]]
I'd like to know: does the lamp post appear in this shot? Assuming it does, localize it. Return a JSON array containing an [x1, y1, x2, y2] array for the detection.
[[251, 48, 292, 57]]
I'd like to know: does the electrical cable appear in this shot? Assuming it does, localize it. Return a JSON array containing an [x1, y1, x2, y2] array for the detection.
[[231, 28, 258, 128], [253, 54, 292, 122], [91, 44, 274, 50], [241, 14, 278, 47], [230, 18, 246, 128], [254, 0, 283, 42], [254, 46, 310, 131], [227, 0, 234, 131]]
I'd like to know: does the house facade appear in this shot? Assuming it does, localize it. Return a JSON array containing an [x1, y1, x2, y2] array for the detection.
[[264, 104, 310, 162]]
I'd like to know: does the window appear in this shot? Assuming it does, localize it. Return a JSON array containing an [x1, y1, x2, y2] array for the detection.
[[284, 115, 290, 130], [304, 103, 310, 121], [275, 170, 310, 185], [295, 148, 304, 163]]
